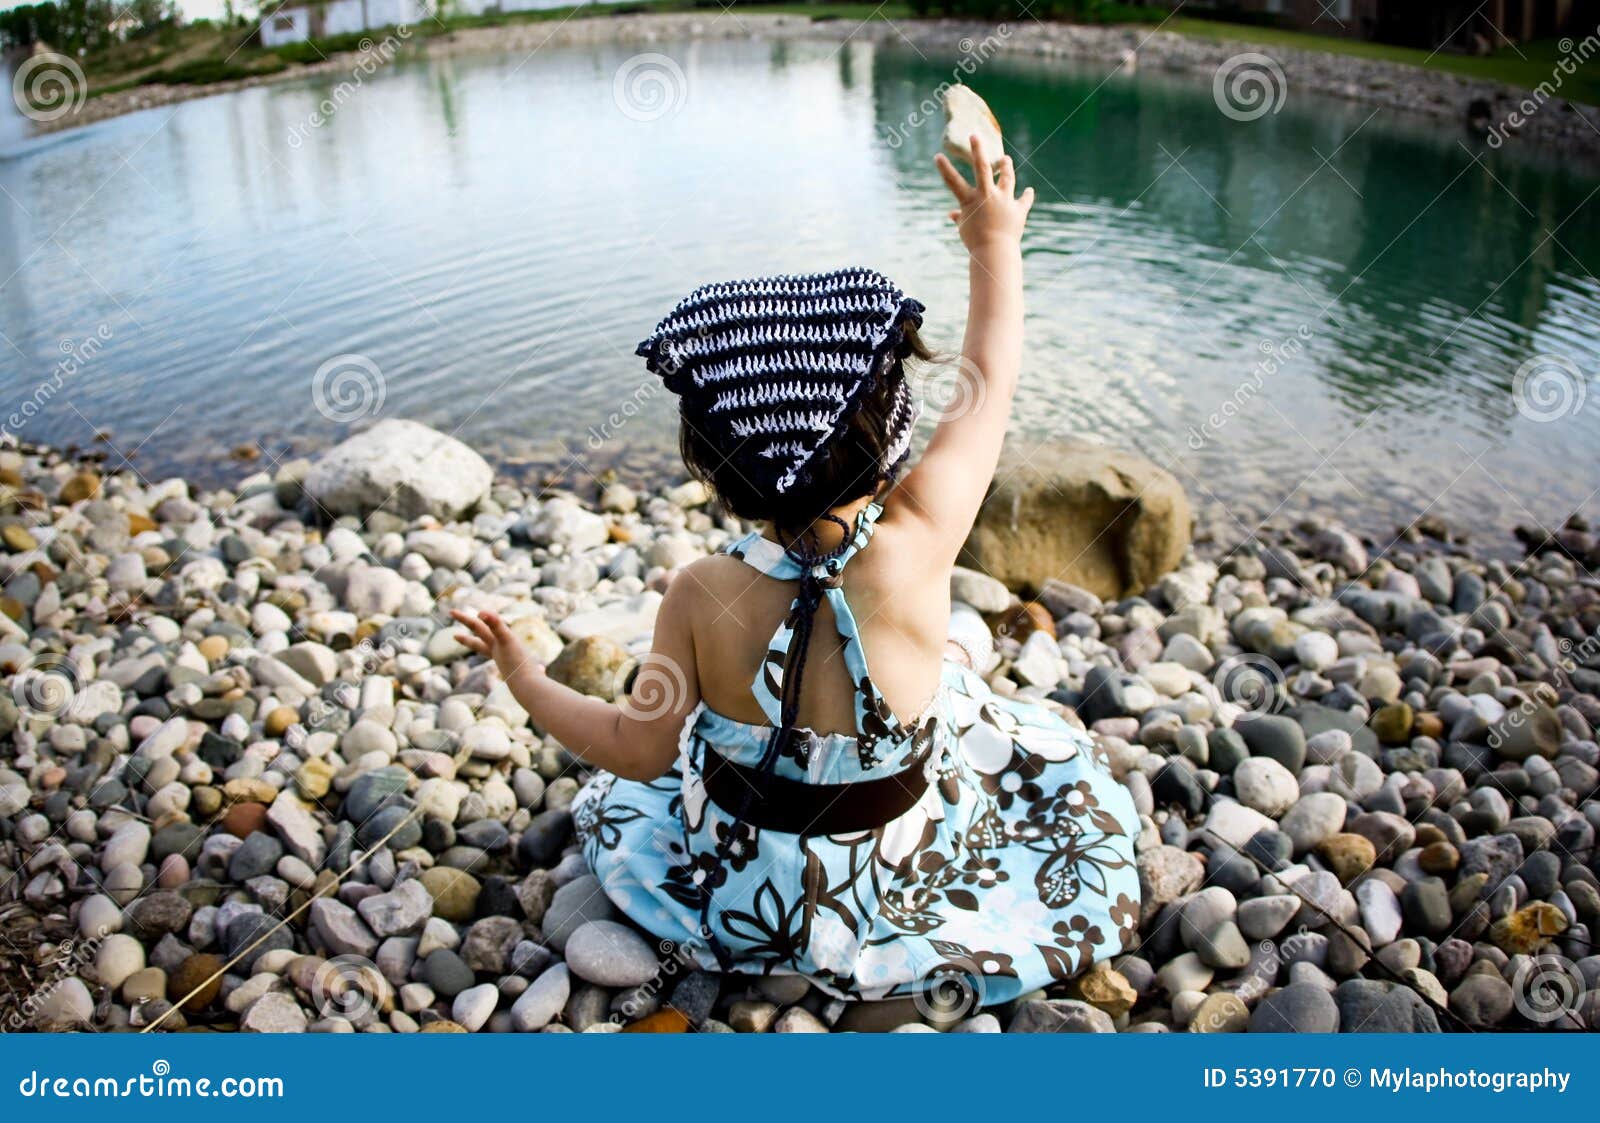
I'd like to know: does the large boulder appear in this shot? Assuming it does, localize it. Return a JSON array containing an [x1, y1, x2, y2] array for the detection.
[[304, 419, 492, 520], [959, 440, 1190, 599]]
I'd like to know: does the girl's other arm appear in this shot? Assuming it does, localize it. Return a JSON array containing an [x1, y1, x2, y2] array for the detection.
[[450, 578, 699, 782], [887, 136, 1033, 563]]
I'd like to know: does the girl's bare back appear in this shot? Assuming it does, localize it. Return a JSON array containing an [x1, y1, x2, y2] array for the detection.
[[677, 505, 952, 735]]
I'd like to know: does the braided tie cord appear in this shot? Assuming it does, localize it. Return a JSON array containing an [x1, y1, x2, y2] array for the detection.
[[694, 510, 858, 968]]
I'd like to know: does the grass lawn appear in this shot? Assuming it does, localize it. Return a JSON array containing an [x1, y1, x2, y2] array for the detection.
[[1165, 16, 1600, 106]]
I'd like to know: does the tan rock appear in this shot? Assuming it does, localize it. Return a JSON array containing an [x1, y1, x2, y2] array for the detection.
[[1490, 903, 1567, 955], [264, 706, 298, 738], [60, 472, 101, 504], [941, 84, 1004, 169], [2, 523, 38, 553], [959, 441, 1190, 599], [295, 759, 334, 800], [419, 866, 481, 922], [197, 635, 230, 664], [1189, 991, 1249, 1033], [1066, 960, 1137, 1017], [1317, 832, 1376, 884], [547, 634, 629, 700]]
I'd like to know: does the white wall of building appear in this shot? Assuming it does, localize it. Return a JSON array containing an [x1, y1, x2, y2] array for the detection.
[[323, 0, 430, 36], [259, 7, 311, 46], [500, 0, 587, 12], [258, 0, 433, 47]]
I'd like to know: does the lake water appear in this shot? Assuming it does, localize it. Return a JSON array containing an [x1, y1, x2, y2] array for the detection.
[[2, 34, 1597, 543]]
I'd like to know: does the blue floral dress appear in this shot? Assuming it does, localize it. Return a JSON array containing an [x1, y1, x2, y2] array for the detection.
[[573, 501, 1140, 1007]]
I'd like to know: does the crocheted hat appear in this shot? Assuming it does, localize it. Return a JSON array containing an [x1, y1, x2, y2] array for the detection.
[[637, 268, 924, 496]]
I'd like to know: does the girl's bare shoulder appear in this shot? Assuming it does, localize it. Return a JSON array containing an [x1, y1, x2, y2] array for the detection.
[[666, 553, 765, 611]]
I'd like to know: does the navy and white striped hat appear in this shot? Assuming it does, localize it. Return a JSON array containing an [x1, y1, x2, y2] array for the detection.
[[637, 268, 924, 496]]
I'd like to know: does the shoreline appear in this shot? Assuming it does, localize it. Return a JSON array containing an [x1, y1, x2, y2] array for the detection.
[[24, 13, 1600, 155], [1, 424, 1597, 1033]]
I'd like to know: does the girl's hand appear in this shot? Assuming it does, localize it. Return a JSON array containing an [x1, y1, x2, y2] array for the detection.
[[450, 609, 543, 687], [935, 135, 1034, 255]]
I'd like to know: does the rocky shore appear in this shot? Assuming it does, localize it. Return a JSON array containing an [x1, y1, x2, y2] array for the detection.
[[2, 420, 1597, 1033], [31, 13, 1600, 155]]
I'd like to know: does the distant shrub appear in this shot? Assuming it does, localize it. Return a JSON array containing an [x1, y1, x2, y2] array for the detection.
[[143, 56, 285, 85], [273, 31, 379, 65], [907, 0, 1165, 21]]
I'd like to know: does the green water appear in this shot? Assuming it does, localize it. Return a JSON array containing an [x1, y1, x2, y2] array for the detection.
[[1, 36, 1595, 538]]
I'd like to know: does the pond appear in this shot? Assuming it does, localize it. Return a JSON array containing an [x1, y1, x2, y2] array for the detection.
[[2, 33, 1597, 542]]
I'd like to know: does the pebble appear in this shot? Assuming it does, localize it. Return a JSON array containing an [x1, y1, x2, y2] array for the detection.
[[77, 893, 122, 938], [564, 920, 660, 987], [1279, 792, 1347, 854], [169, 953, 224, 1012], [1238, 894, 1300, 940], [1234, 756, 1298, 817], [95, 934, 146, 989], [510, 963, 571, 1031], [451, 983, 500, 1031], [1236, 714, 1306, 774], [1009, 999, 1114, 1033], [543, 874, 617, 950], [1250, 983, 1340, 1032], [419, 867, 481, 922], [358, 879, 434, 938], [1316, 832, 1376, 884], [241, 991, 308, 1033], [424, 949, 476, 998], [1190, 991, 1249, 1032], [33, 977, 94, 1029], [1450, 974, 1514, 1027], [2, 432, 1595, 1037]]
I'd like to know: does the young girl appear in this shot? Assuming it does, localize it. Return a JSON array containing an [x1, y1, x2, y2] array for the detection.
[[453, 138, 1140, 1012]]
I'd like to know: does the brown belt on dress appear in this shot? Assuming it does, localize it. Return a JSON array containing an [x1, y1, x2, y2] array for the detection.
[[699, 748, 930, 836]]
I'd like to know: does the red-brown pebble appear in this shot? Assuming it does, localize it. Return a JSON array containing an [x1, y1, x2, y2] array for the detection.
[[221, 801, 268, 838]]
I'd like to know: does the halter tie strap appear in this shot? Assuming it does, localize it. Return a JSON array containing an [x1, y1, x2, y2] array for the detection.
[[724, 500, 885, 737]]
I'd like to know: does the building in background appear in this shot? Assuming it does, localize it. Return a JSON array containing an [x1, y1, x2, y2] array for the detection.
[[1153, 0, 1592, 48], [257, 0, 586, 47]]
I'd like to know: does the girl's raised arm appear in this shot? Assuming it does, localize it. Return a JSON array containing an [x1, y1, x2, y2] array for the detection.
[[886, 135, 1033, 562]]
